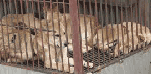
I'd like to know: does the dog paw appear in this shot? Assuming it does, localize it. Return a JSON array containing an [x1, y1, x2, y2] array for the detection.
[[83, 62, 93, 68]]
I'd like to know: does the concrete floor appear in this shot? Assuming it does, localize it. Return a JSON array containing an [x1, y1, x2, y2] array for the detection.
[[96, 48, 151, 74]]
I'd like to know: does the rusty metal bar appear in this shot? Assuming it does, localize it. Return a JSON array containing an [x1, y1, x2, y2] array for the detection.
[[8, 0, 13, 64], [13, 0, 19, 64], [109, 0, 115, 59], [99, 0, 106, 68], [77, 0, 83, 72], [31, 0, 37, 69], [125, 1, 130, 55], [14, 0, 22, 64], [88, 0, 95, 68], [3, 0, 10, 63], [104, 0, 111, 64], [69, 0, 84, 74], [0, 3, 6, 62], [83, 0, 90, 71], [20, 0, 26, 65], [43, 0, 52, 69], [115, 0, 121, 59], [62, 0, 70, 72], [139, 0, 143, 49], [25, 0, 30, 67], [135, 1, 139, 50], [130, 0, 134, 53], [37, 0, 45, 69], [56, 0, 64, 72], [120, 0, 125, 58], [144, 0, 150, 46], [49, 0, 59, 70]]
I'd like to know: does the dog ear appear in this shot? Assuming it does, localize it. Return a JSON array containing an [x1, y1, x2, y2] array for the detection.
[[43, 3, 50, 13], [43, 3, 59, 12], [138, 34, 145, 42], [52, 3, 59, 12]]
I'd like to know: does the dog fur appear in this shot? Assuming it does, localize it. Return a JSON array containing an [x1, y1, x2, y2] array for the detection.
[[1, 13, 47, 30], [0, 24, 35, 62], [114, 22, 151, 57]]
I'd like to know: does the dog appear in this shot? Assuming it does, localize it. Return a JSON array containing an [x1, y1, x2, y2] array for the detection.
[[0, 22, 35, 62], [43, 5, 103, 69], [90, 22, 151, 72], [113, 22, 151, 57], [88, 22, 128, 54], [0, 25, 16, 61], [1, 13, 47, 31], [33, 28, 75, 73]]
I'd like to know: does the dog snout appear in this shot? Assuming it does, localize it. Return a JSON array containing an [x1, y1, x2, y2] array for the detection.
[[64, 42, 68, 47]]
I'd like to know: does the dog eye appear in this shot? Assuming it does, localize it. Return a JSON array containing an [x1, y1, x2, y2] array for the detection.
[[57, 45, 60, 47], [30, 28, 35, 35], [55, 34, 60, 37], [11, 34, 16, 43]]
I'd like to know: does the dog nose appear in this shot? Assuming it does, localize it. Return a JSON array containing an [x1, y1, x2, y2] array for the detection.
[[64, 42, 68, 47]]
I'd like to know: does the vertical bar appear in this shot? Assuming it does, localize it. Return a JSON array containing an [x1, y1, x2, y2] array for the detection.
[[144, 0, 150, 45], [115, 0, 120, 58], [130, 0, 134, 53], [120, 0, 125, 58], [31, 0, 37, 69], [56, 0, 64, 72], [62, 0, 70, 72], [8, 0, 14, 64], [135, 1, 139, 50], [0, 0, 6, 62], [25, 0, 29, 67], [149, 0, 151, 30], [20, 0, 25, 66], [37, 0, 45, 69], [88, 0, 95, 68], [13, 0, 18, 63], [94, 0, 101, 69], [77, 1, 83, 72], [104, 0, 111, 64], [109, 0, 114, 58], [83, 0, 90, 71], [69, 0, 84, 74], [0, 1, 3, 19], [139, 0, 143, 49], [125, 2, 129, 55], [43, 0, 52, 69], [3, 0, 9, 62], [99, 0, 105, 68], [49, 0, 59, 70], [26, 0, 35, 68]]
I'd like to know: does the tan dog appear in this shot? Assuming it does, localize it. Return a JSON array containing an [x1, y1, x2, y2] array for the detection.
[[1, 13, 47, 30], [0, 23, 35, 62], [0, 25, 16, 60], [114, 22, 151, 57], [91, 22, 151, 57], [44, 6, 101, 52], [89, 23, 127, 53], [9, 29, 35, 62], [43, 6, 103, 69], [33, 29, 75, 73]]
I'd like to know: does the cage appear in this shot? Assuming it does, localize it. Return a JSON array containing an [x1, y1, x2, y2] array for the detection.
[[0, 0, 151, 74]]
